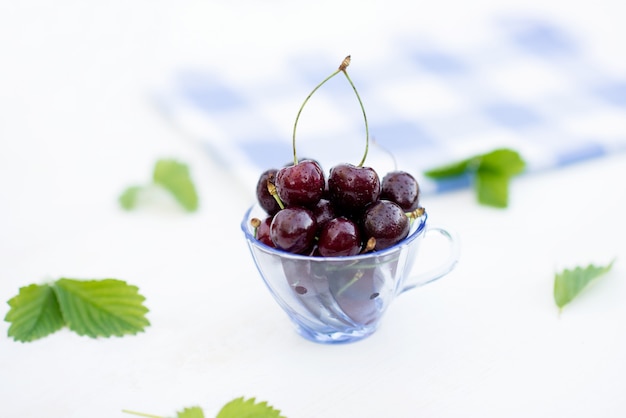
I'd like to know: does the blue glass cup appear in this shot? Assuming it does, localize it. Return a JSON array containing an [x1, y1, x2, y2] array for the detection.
[[242, 204, 460, 344]]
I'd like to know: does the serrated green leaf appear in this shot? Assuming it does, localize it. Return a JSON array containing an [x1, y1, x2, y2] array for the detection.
[[5, 283, 65, 342], [216, 397, 285, 418], [177, 406, 205, 418], [554, 260, 615, 310], [475, 170, 510, 208], [52, 278, 150, 338], [119, 185, 145, 210], [153, 159, 199, 212]]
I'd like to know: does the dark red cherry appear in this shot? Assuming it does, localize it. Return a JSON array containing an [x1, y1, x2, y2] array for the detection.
[[311, 198, 337, 233], [255, 216, 275, 247], [381, 171, 420, 211], [270, 207, 317, 254], [275, 160, 325, 208], [362, 200, 409, 250], [317, 217, 361, 257], [256, 169, 281, 216], [328, 163, 380, 214]]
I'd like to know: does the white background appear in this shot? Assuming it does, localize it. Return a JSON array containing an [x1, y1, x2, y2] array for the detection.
[[1, 1, 626, 417]]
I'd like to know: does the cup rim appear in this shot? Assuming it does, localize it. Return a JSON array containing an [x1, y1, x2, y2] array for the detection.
[[241, 204, 428, 261]]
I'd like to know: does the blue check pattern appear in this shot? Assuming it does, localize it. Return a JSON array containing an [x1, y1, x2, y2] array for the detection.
[[156, 16, 626, 194]]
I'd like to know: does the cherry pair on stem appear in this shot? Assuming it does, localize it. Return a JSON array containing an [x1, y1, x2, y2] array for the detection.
[[253, 56, 421, 257]]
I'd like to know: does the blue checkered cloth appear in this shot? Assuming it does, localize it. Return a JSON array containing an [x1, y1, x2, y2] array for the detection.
[[155, 16, 626, 195]]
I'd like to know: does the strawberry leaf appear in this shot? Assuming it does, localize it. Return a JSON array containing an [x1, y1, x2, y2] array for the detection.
[[475, 170, 510, 208], [477, 148, 526, 177], [153, 159, 199, 212], [554, 260, 615, 310], [5, 283, 65, 342], [423, 156, 478, 179], [424, 148, 526, 208], [53, 278, 150, 338], [119, 185, 144, 210], [177, 406, 205, 418], [216, 397, 285, 418]]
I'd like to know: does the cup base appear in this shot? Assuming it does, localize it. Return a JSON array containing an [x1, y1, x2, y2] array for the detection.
[[294, 324, 378, 344]]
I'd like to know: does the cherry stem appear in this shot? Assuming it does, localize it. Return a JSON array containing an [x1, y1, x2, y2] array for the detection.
[[267, 179, 285, 209], [340, 66, 370, 167], [406, 207, 426, 226], [292, 68, 342, 165], [372, 136, 397, 171], [250, 218, 261, 238], [337, 269, 365, 296], [291, 55, 370, 167]]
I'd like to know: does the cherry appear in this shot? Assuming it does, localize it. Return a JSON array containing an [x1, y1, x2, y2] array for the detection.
[[255, 216, 275, 247], [311, 198, 336, 232], [256, 168, 281, 216], [381, 170, 420, 211], [328, 163, 380, 214], [303, 56, 380, 215], [362, 200, 410, 250], [270, 207, 317, 254], [251, 56, 422, 259], [317, 217, 361, 257], [275, 159, 325, 208]]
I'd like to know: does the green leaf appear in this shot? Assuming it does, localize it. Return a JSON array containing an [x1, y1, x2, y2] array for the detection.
[[52, 278, 150, 338], [119, 185, 145, 210], [423, 148, 525, 208], [477, 148, 526, 176], [554, 260, 615, 310], [475, 170, 509, 208], [121, 410, 165, 418], [216, 397, 285, 418], [153, 159, 199, 212], [5, 283, 65, 342], [423, 156, 477, 179], [177, 406, 205, 418]]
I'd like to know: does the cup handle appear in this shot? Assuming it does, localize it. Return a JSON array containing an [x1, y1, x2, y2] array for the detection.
[[400, 225, 460, 293]]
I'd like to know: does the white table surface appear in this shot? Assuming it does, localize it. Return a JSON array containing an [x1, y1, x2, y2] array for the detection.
[[1, 1, 626, 417]]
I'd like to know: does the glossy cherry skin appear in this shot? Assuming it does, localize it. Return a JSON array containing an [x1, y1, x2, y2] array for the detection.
[[311, 198, 337, 233], [270, 207, 317, 254], [275, 160, 325, 208], [361, 200, 409, 250], [381, 170, 420, 211], [328, 163, 381, 214], [317, 217, 361, 257], [255, 216, 275, 248], [256, 168, 281, 216]]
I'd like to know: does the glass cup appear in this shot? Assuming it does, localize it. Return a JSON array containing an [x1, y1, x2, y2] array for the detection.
[[241, 204, 460, 344]]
